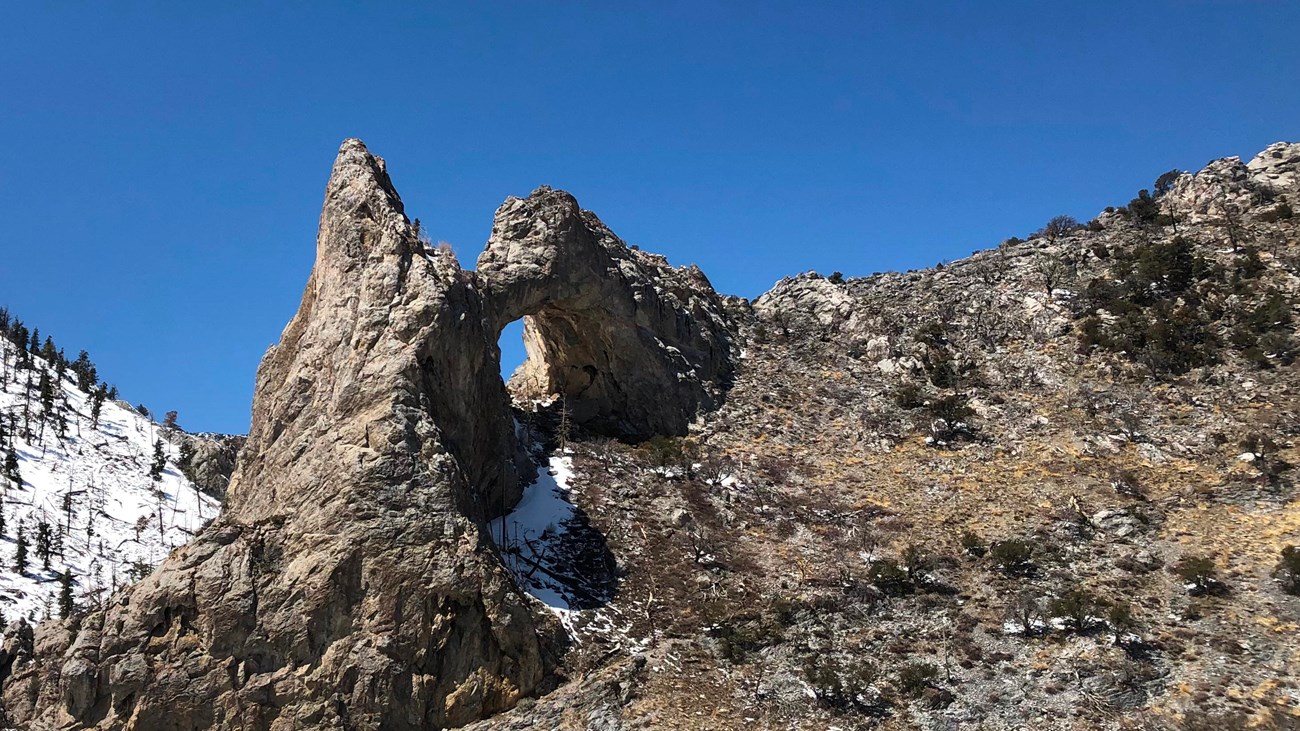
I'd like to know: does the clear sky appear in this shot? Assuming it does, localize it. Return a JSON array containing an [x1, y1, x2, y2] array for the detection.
[[1, 3, 1297, 435]]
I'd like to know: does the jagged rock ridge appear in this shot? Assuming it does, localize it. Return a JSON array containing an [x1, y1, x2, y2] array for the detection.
[[0, 140, 736, 729]]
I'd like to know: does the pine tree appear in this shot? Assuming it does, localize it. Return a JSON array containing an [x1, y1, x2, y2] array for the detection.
[[38, 369, 55, 409], [71, 350, 97, 392], [4, 447, 19, 487], [90, 385, 107, 428], [36, 520, 52, 571], [15, 524, 29, 574], [149, 439, 167, 481], [58, 570, 75, 619]]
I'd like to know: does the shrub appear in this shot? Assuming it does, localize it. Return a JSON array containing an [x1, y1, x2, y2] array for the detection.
[[712, 614, 786, 663], [1006, 592, 1045, 635], [803, 656, 884, 713], [1234, 246, 1265, 279], [914, 321, 947, 347], [1276, 546, 1300, 596], [1126, 189, 1160, 224], [1175, 555, 1224, 596], [1039, 215, 1079, 242], [1049, 589, 1101, 633], [896, 662, 939, 698], [894, 383, 925, 410], [928, 393, 973, 425], [990, 539, 1034, 576], [959, 530, 985, 557], [926, 393, 975, 445], [868, 559, 912, 596], [901, 542, 933, 582], [639, 436, 695, 479], [923, 349, 961, 388]]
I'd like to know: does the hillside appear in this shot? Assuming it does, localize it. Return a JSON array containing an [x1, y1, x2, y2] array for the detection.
[[0, 327, 222, 624], [0, 139, 1296, 731], [466, 142, 1300, 730]]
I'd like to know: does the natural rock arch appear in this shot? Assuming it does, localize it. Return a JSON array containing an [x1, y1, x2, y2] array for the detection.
[[0, 139, 735, 730], [477, 186, 734, 441]]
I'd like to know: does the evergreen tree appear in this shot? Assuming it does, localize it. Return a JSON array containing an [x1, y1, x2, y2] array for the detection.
[[15, 524, 29, 574], [40, 336, 57, 363], [90, 385, 107, 428], [9, 323, 29, 351], [58, 570, 75, 619], [71, 350, 97, 393], [36, 520, 52, 571], [38, 369, 55, 415], [4, 447, 19, 487], [149, 439, 167, 481]]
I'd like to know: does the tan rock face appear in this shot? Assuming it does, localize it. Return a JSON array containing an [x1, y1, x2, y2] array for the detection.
[[0, 140, 735, 730]]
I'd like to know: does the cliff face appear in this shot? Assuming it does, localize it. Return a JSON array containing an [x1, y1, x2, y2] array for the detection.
[[0, 140, 736, 730]]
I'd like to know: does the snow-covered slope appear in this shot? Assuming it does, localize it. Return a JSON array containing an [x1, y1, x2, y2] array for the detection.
[[0, 337, 219, 623]]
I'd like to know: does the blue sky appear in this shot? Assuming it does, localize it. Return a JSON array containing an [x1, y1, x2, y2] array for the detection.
[[1, 3, 1297, 434]]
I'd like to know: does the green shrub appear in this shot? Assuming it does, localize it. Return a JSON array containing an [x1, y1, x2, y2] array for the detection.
[[868, 559, 912, 596], [639, 436, 696, 479], [1175, 555, 1224, 596], [928, 393, 973, 424], [901, 542, 933, 582], [896, 662, 939, 698], [1049, 589, 1101, 633], [959, 530, 985, 557], [1107, 600, 1137, 633], [1125, 189, 1160, 224], [804, 656, 884, 713], [990, 539, 1034, 576]]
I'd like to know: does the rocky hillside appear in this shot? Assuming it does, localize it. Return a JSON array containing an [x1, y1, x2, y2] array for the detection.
[[0, 326, 229, 625], [1, 139, 1297, 730]]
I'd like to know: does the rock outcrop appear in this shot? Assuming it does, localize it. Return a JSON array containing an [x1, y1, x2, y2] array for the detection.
[[175, 432, 246, 500], [0, 140, 735, 730], [480, 187, 734, 438]]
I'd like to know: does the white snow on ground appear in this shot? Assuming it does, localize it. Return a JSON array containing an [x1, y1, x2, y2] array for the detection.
[[0, 338, 220, 623], [488, 446, 650, 652], [489, 454, 578, 616]]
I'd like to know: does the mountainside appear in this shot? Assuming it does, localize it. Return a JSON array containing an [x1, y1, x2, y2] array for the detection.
[[0, 332, 225, 625], [1, 139, 1298, 730]]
